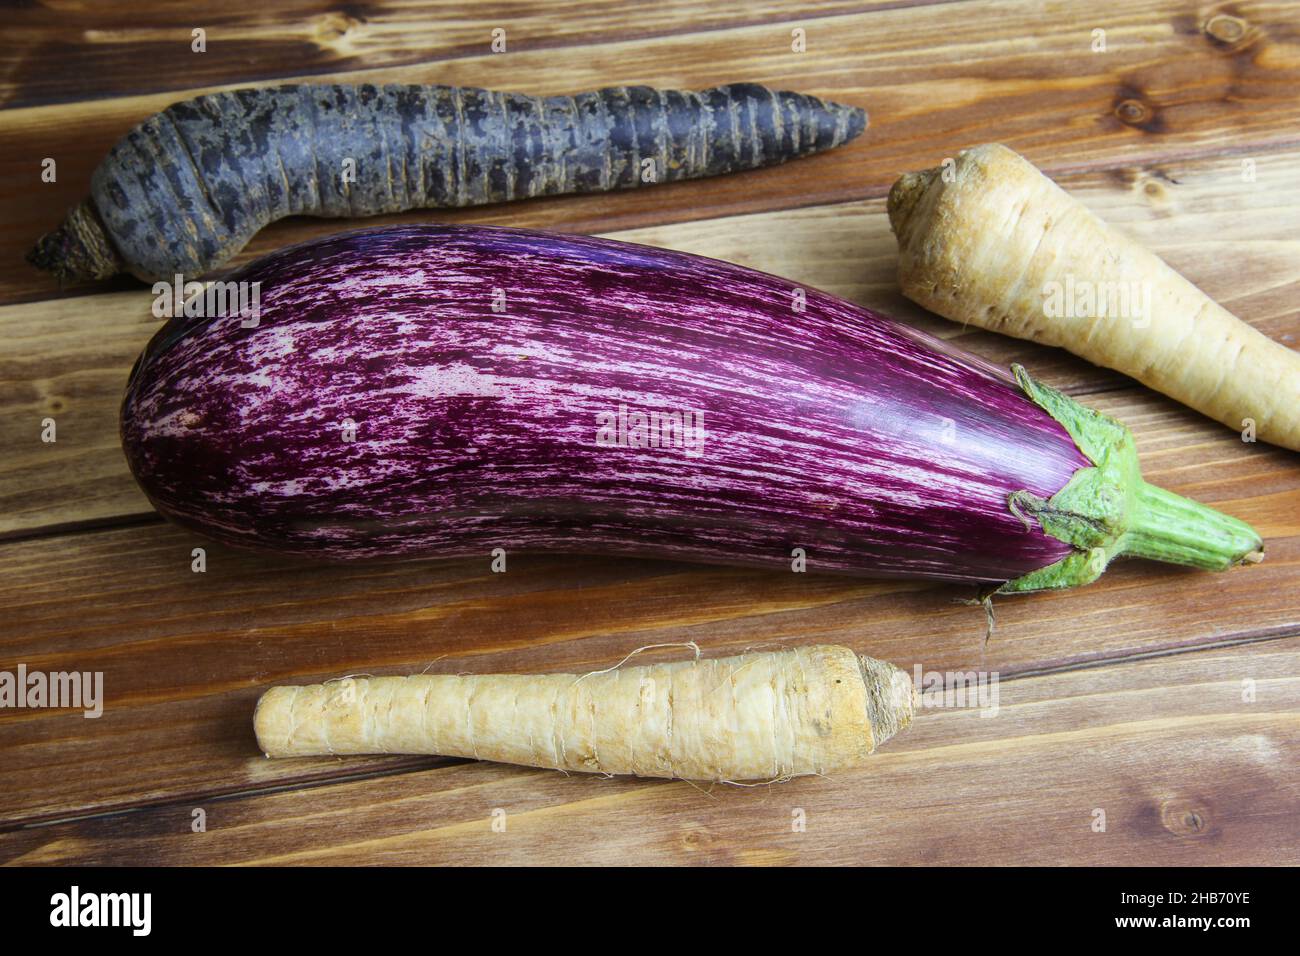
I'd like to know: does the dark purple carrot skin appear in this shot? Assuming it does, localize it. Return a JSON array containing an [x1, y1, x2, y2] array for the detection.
[[121, 225, 1088, 583], [30, 82, 866, 283]]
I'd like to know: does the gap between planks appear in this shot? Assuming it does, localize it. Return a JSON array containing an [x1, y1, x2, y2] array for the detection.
[[15, 136, 1300, 312], [3, 635, 1296, 865], [6, 0, 1300, 305], [0, 0, 972, 112], [2, 628, 1294, 834]]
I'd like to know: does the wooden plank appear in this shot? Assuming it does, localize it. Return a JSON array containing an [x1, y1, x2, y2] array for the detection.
[[0, 296, 159, 537], [0, 0, 895, 110], [4, 0, 1300, 304], [2, 0, 1297, 867], [3, 146, 1297, 537], [0, 383, 1294, 826], [3, 639, 1295, 865]]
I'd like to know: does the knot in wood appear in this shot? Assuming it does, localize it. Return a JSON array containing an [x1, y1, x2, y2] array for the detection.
[[1160, 799, 1212, 837], [1205, 14, 1247, 44], [316, 11, 362, 42], [1115, 99, 1149, 125]]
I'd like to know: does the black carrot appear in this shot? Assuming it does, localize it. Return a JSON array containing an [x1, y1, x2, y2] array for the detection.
[[29, 82, 866, 282]]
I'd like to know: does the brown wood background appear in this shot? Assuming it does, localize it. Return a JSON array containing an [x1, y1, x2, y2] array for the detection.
[[1, 0, 1297, 866]]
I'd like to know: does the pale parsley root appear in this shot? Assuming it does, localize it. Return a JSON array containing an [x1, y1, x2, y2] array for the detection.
[[888, 143, 1300, 452], [253, 645, 915, 783]]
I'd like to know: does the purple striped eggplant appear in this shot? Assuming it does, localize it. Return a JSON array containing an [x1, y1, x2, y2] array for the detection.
[[121, 225, 1262, 592]]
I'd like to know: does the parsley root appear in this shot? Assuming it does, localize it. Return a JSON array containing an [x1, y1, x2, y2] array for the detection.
[[253, 645, 915, 782], [888, 144, 1300, 451]]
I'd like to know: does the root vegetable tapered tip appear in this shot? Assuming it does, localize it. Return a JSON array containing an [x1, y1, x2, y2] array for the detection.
[[817, 99, 867, 148], [836, 101, 868, 142], [252, 686, 295, 756]]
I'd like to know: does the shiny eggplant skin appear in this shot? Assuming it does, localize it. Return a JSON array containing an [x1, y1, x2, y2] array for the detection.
[[122, 224, 1090, 582]]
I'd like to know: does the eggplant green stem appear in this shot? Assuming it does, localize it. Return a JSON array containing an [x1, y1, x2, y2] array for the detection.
[[1000, 366, 1263, 593]]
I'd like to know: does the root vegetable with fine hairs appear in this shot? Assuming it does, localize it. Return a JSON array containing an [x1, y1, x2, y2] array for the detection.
[[254, 645, 915, 783], [888, 143, 1300, 452]]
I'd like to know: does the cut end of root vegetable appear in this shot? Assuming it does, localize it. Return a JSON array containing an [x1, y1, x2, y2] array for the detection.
[[859, 654, 916, 747], [253, 646, 914, 783], [27, 199, 123, 282], [885, 167, 939, 243]]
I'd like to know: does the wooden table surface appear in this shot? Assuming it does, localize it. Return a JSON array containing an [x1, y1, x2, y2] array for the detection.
[[1, 0, 1298, 866]]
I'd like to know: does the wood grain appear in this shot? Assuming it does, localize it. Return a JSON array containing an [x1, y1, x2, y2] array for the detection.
[[0, 382, 1293, 826], [0, 0, 897, 110], [3, 147, 1296, 538], [4, 639, 1295, 864], [5, 0, 1300, 304], [2, 0, 1298, 867]]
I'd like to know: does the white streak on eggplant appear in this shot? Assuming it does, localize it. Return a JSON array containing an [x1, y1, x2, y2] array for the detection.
[[122, 225, 1091, 583]]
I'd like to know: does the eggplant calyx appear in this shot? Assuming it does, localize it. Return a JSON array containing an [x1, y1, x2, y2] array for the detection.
[[999, 365, 1263, 593]]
